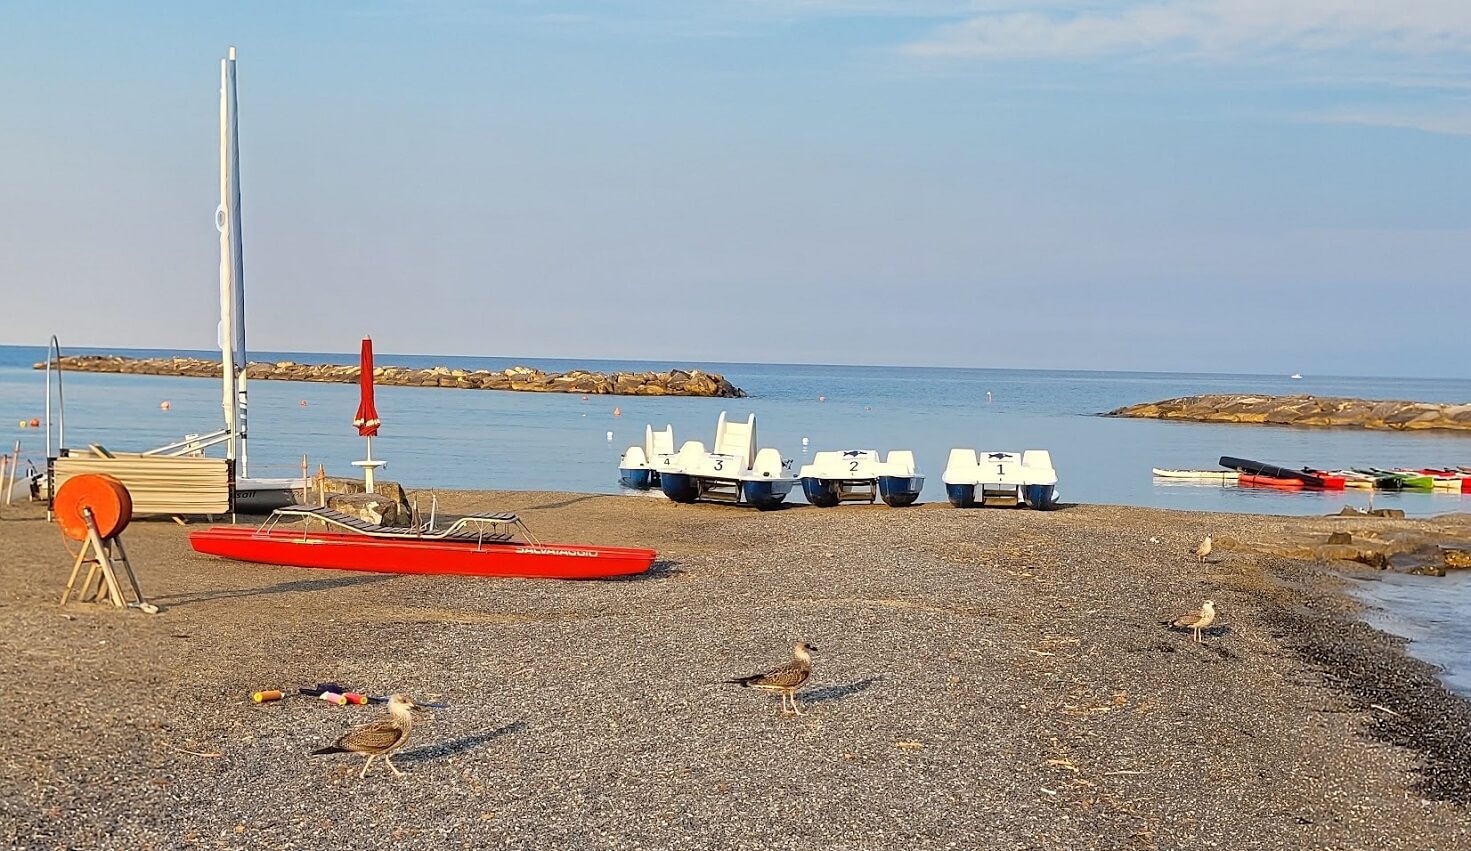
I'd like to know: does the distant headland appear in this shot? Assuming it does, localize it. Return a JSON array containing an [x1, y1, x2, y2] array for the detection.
[[1106, 393, 1471, 433], [35, 354, 746, 398]]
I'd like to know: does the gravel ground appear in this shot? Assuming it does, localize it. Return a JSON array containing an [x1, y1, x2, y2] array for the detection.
[[1, 492, 1467, 850]]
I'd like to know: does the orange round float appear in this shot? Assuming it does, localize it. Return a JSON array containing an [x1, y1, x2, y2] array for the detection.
[[53, 474, 133, 541]]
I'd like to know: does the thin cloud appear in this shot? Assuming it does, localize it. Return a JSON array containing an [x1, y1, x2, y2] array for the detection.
[[902, 1, 1471, 60], [1301, 106, 1471, 137]]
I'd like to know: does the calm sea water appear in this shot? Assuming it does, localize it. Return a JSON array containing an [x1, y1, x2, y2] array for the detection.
[[2, 344, 1468, 695]]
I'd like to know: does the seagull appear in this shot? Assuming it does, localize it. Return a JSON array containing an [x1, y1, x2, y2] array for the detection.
[[725, 642, 816, 716], [1195, 536, 1213, 563], [310, 693, 418, 778], [1167, 600, 1217, 644]]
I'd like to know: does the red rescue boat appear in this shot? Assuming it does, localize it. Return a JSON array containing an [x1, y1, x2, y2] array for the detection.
[[188, 505, 657, 580]]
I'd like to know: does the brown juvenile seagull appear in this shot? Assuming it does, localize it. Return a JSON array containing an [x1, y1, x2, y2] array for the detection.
[[310, 693, 418, 778], [725, 642, 816, 716], [1195, 536, 1213, 563], [1167, 599, 1217, 644]]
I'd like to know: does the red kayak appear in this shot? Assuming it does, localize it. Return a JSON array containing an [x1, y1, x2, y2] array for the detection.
[[189, 505, 657, 580], [1220, 456, 1341, 489], [1297, 470, 1348, 490], [1238, 474, 1305, 489]]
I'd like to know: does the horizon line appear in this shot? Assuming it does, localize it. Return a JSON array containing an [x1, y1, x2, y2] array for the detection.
[[0, 342, 1461, 385]]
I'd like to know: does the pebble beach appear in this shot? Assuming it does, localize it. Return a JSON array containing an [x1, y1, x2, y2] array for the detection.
[[2, 493, 1469, 849]]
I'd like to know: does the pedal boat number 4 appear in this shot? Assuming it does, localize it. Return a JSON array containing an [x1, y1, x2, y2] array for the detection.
[[618, 424, 677, 490], [798, 450, 924, 507], [188, 505, 657, 580], [943, 449, 1060, 510]]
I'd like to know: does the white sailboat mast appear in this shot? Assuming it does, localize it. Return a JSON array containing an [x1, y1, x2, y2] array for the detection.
[[218, 46, 249, 475]]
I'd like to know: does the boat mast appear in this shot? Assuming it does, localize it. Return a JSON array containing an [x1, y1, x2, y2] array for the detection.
[[218, 46, 249, 475]]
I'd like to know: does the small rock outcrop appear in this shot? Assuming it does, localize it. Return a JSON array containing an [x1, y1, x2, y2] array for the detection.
[[299, 476, 413, 526], [1216, 523, 1471, 575], [36, 355, 746, 398], [327, 492, 404, 527], [1105, 394, 1471, 433]]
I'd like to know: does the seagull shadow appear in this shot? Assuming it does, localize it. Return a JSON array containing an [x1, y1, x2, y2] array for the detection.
[[801, 676, 883, 706], [395, 720, 527, 765], [152, 573, 394, 605]]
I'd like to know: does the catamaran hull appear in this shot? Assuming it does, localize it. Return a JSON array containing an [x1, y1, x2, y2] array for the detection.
[[234, 480, 303, 514], [659, 472, 794, 510], [798, 475, 924, 508], [188, 527, 657, 579], [946, 482, 1058, 510], [618, 468, 660, 490], [878, 475, 923, 507]]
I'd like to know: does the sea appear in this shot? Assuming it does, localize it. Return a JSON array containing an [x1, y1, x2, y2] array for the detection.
[[2, 344, 1468, 696]]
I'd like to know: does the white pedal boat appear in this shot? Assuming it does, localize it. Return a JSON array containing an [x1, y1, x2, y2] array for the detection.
[[658, 412, 796, 510], [798, 450, 924, 508], [943, 449, 1059, 510], [618, 425, 677, 490]]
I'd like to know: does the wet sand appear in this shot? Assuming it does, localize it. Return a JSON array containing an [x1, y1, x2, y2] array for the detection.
[[1, 493, 1467, 849]]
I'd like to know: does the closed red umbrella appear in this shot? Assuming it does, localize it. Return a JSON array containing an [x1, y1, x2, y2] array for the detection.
[[351, 337, 386, 492], [353, 337, 380, 437]]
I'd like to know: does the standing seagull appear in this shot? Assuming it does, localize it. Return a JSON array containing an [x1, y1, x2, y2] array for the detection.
[[725, 642, 816, 716], [1195, 536, 1213, 563], [1167, 600, 1217, 644], [310, 693, 418, 778]]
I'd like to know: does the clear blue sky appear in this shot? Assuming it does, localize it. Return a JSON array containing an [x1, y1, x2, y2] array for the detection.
[[2, 1, 1468, 376]]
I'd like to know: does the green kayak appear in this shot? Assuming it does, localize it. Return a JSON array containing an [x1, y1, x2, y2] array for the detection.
[[1362, 468, 1434, 491]]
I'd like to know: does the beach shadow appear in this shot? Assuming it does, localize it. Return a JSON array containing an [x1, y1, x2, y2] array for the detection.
[[596, 559, 683, 583], [1144, 624, 1235, 653], [152, 573, 394, 606], [802, 676, 883, 706], [516, 495, 605, 512], [395, 720, 527, 765]]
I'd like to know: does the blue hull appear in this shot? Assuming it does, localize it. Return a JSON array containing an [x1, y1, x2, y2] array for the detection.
[[741, 480, 789, 511], [619, 468, 658, 490], [878, 475, 922, 507], [659, 473, 699, 503], [800, 477, 841, 508], [946, 483, 976, 508], [1023, 484, 1058, 510]]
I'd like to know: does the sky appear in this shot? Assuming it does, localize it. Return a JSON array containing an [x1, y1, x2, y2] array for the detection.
[[1, 1, 1468, 377]]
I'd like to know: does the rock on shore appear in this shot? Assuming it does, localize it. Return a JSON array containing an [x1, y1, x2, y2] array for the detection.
[[1107, 393, 1471, 432], [35, 354, 745, 397]]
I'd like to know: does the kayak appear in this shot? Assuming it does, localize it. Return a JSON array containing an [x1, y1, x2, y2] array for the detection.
[[1220, 456, 1339, 488], [1357, 469, 1433, 491], [1316, 470, 1379, 489], [1419, 469, 1471, 492], [1238, 474, 1305, 489], [1151, 468, 1239, 481]]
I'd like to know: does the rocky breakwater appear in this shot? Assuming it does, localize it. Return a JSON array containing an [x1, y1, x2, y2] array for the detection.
[[1106, 393, 1471, 433], [37, 355, 746, 398]]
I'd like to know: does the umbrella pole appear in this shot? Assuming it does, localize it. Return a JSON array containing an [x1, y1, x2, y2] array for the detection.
[[354, 435, 386, 494]]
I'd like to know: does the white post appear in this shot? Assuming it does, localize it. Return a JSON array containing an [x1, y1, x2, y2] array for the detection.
[[352, 436, 386, 494], [218, 52, 238, 468]]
